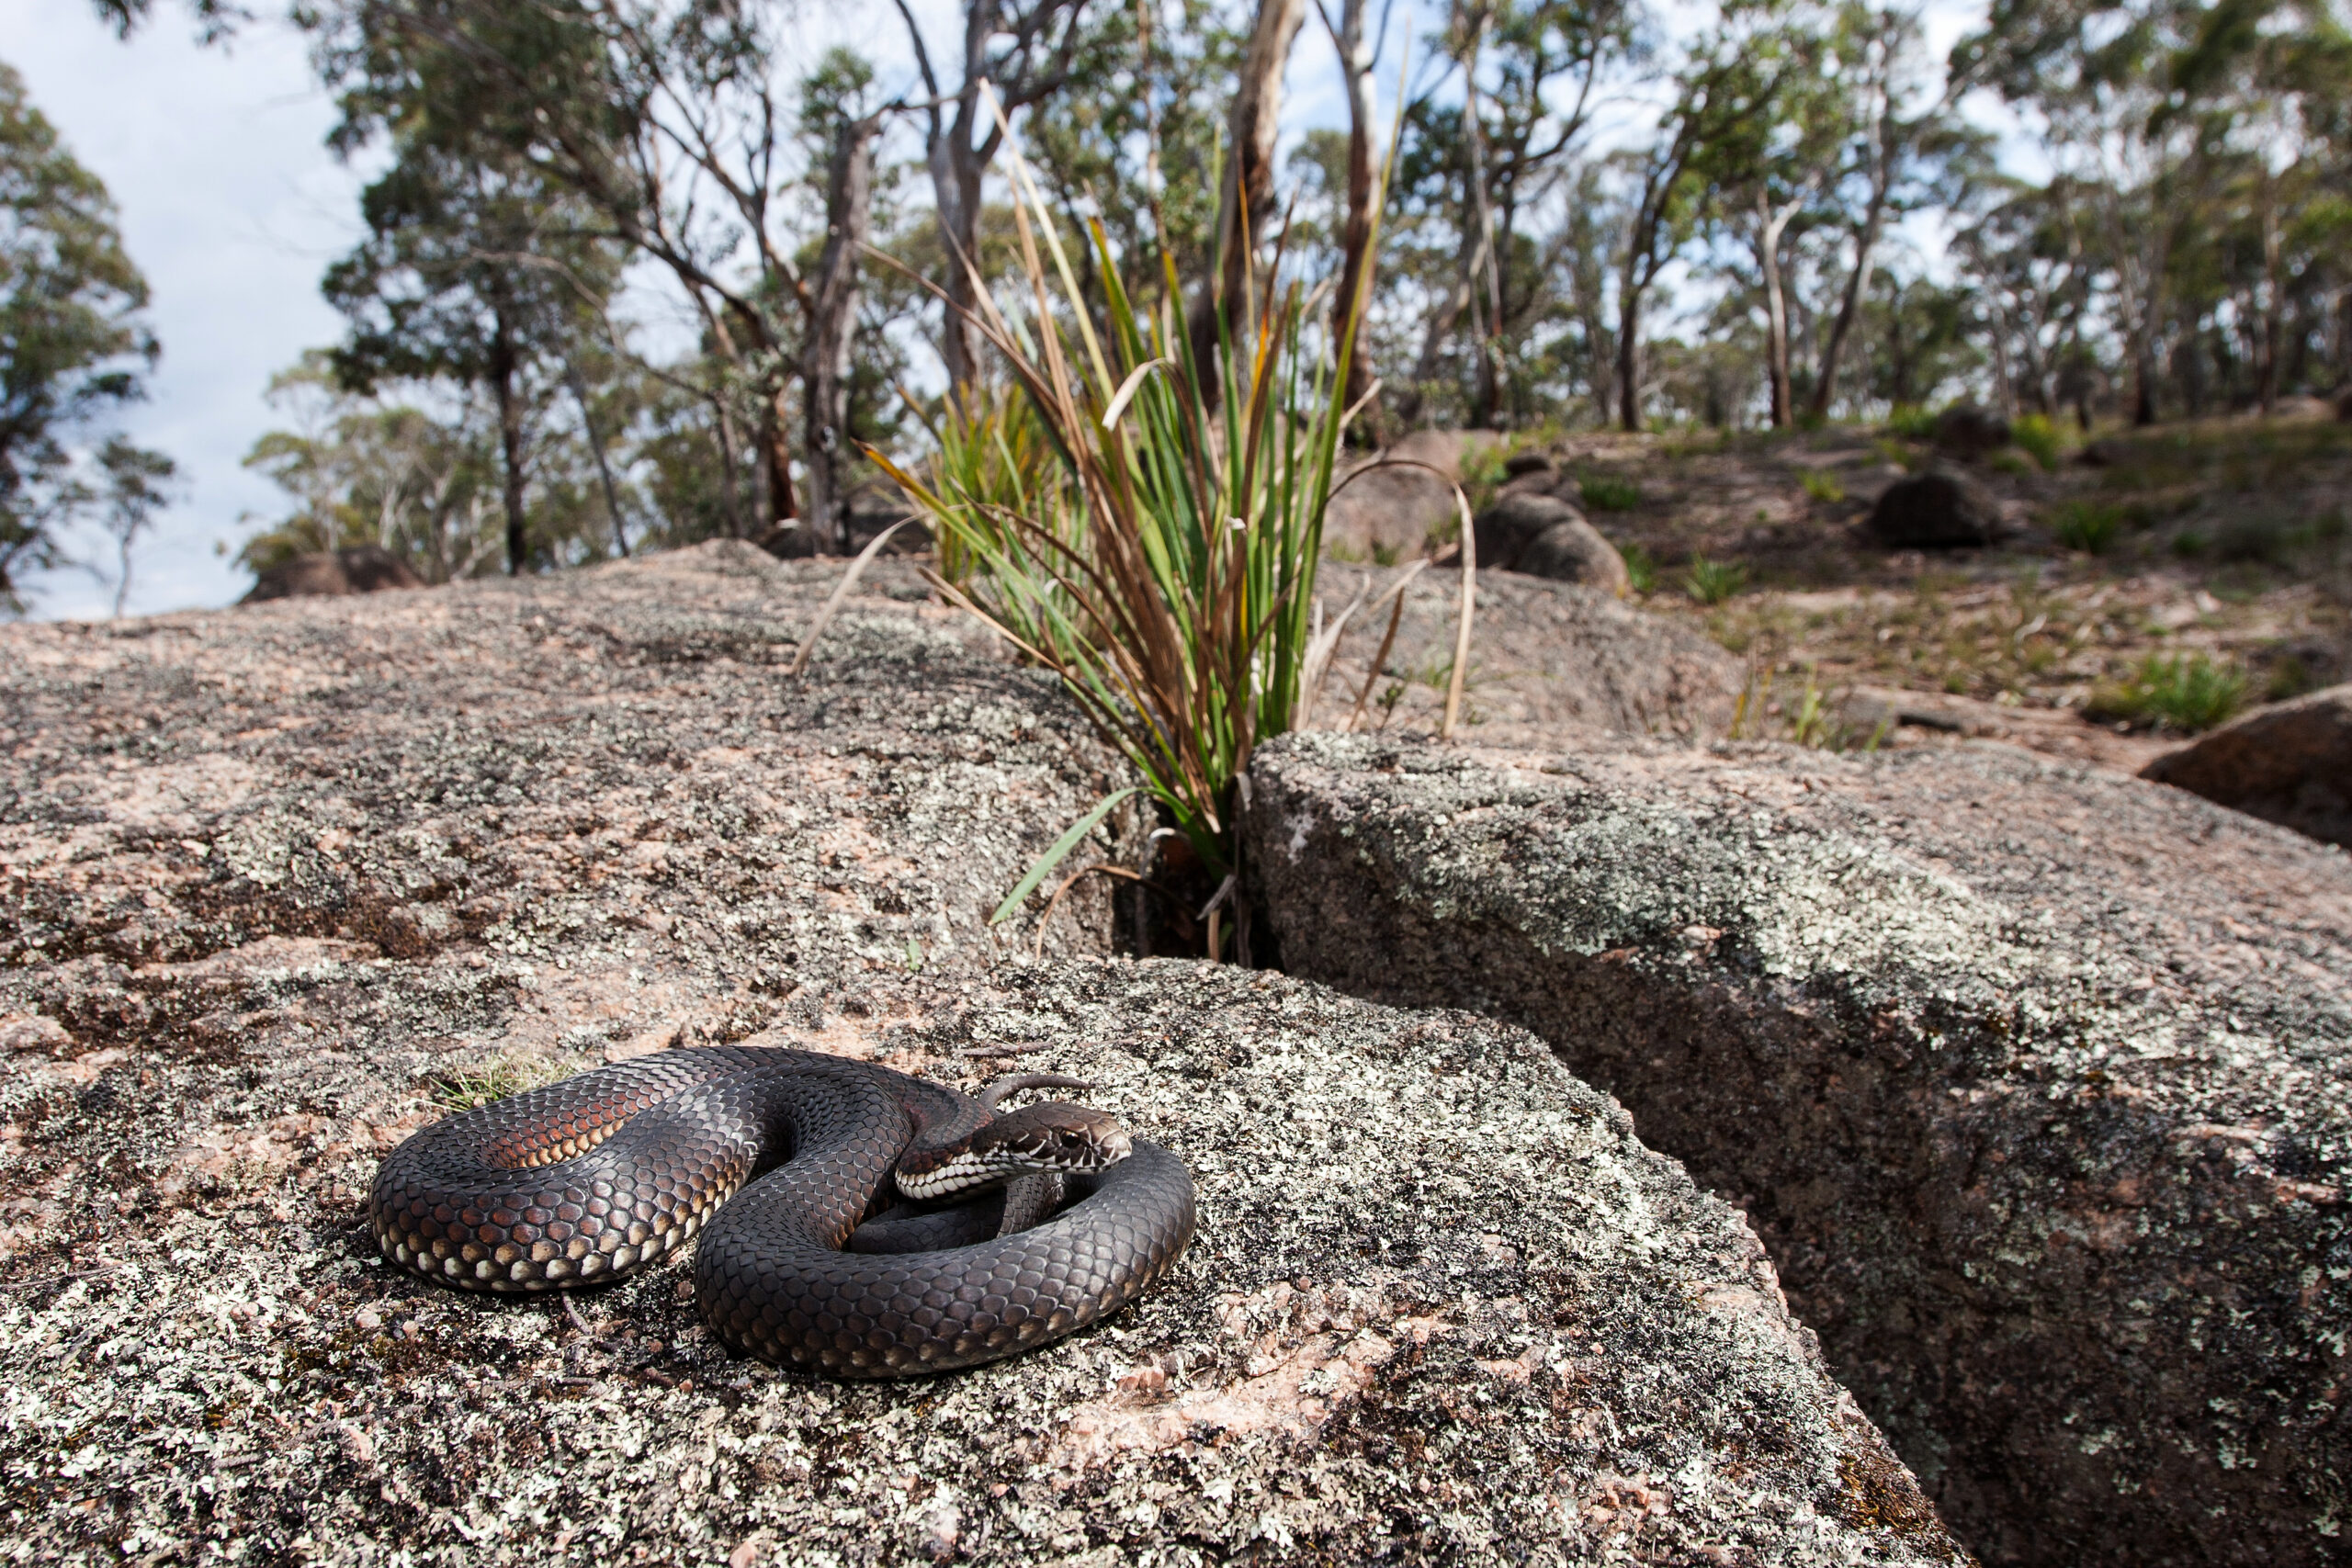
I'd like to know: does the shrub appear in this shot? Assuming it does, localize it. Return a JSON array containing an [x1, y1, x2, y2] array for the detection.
[[2087, 653, 2246, 732], [2011, 412, 2063, 470], [1460, 442, 1512, 516], [1887, 404, 1938, 439], [1621, 542, 1657, 594], [1684, 555, 1747, 604], [2051, 500, 2124, 554], [875, 128, 1380, 900], [1799, 468, 1846, 504], [1579, 472, 1642, 512]]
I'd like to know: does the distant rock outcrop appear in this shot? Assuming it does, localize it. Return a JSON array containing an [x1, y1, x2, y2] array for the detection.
[[242, 545, 424, 602], [1472, 491, 1631, 594], [2142, 681, 2352, 846], [1930, 404, 2010, 459], [1867, 466, 2002, 547]]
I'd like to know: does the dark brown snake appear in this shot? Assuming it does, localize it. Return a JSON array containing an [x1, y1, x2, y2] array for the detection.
[[370, 1046, 1196, 1377]]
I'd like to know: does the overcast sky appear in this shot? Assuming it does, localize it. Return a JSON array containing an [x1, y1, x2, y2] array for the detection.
[[4, 0, 1995, 624]]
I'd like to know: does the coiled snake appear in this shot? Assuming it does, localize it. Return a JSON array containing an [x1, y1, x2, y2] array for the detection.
[[370, 1046, 1196, 1377]]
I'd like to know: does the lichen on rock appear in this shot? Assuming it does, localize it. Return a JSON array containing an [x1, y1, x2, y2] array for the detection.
[[0, 546, 1964, 1564], [1249, 729, 2352, 1566]]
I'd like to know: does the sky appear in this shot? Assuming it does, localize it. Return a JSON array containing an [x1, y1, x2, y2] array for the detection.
[[4, 0, 1998, 624], [2, 5, 368, 621]]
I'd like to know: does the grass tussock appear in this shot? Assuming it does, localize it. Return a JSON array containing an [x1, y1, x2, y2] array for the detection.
[[2087, 651, 2246, 732], [872, 104, 1392, 897]]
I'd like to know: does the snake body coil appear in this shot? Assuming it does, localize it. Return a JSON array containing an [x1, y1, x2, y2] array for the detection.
[[370, 1046, 1196, 1377]]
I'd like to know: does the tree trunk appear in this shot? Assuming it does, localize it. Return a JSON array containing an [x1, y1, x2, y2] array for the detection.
[[931, 118, 988, 394], [1615, 276, 1645, 432], [1329, 0, 1382, 444], [1807, 99, 1890, 422], [490, 310, 529, 575], [566, 360, 629, 558], [1758, 194, 1793, 428], [1459, 7, 1505, 429], [1191, 0, 1308, 386], [2258, 168, 2281, 415], [803, 110, 883, 555], [1395, 223, 1487, 427], [762, 389, 799, 533]]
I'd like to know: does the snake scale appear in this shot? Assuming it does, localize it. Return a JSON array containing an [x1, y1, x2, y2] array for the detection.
[[371, 1046, 1197, 1377]]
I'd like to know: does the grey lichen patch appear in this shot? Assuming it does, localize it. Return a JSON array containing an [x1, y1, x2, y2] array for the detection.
[[1250, 729, 2352, 1566], [1, 959, 1965, 1566]]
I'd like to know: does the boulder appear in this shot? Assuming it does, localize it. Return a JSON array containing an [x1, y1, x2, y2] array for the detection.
[[1311, 562, 1740, 739], [2142, 682, 2352, 846], [1323, 429, 1498, 560], [1249, 731, 2352, 1567], [242, 545, 424, 602], [1472, 492, 1630, 594], [0, 548, 1968, 1564], [1930, 405, 2010, 459], [1502, 450, 1556, 479], [1866, 467, 2001, 548]]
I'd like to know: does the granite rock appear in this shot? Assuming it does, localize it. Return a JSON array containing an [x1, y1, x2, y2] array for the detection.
[[0, 544, 1965, 1565], [1248, 730, 2352, 1566], [1310, 563, 1740, 740], [2142, 682, 2352, 848]]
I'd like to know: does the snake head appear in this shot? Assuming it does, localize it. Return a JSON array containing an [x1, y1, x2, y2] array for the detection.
[[895, 1101, 1132, 1201], [975, 1100, 1132, 1173]]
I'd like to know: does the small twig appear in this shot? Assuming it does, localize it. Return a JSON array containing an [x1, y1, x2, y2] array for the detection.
[[978, 1072, 1092, 1109], [1029, 863, 1182, 958], [1344, 558, 1430, 733], [956, 1041, 1056, 1058], [1442, 485, 1476, 740], [787, 516, 916, 677], [561, 1294, 593, 1338]]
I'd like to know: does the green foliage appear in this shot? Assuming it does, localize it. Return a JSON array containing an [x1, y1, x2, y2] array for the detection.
[[1798, 468, 1846, 504], [1684, 555, 1747, 604], [1886, 405, 1937, 439], [876, 137, 1368, 883], [432, 1054, 574, 1112], [1621, 542, 1657, 593], [2051, 499, 2123, 554], [2010, 412, 2062, 470], [2089, 653, 2246, 732], [0, 61, 173, 612], [1579, 473, 1642, 512], [1460, 443, 1512, 517]]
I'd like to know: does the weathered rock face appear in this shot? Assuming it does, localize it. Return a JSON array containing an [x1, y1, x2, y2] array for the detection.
[[0, 545, 1967, 1564], [1323, 429, 1498, 561], [1312, 563, 1740, 741], [2141, 682, 2352, 847], [243, 545, 424, 602], [1473, 493, 1631, 595], [1248, 731, 2352, 1567], [1866, 468, 2001, 548], [1930, 406, 2010, 460]]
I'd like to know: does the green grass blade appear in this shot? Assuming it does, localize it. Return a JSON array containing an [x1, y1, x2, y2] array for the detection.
[[990, 787, 1139, 924]]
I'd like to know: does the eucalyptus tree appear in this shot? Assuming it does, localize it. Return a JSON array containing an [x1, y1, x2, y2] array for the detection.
[[1805, 3, 1959, 419], [1952, 0, 2211, 423], [890, 0, 1097, 393], [1611, 16, 1801, 430], [313, 3, 916, 550], [0, 60, 175, 613], [1395, 0, 1634, 427], [324, 138, 622, 575]]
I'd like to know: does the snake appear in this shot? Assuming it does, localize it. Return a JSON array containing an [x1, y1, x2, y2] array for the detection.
[[369, 1045, 1196, 1377]]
